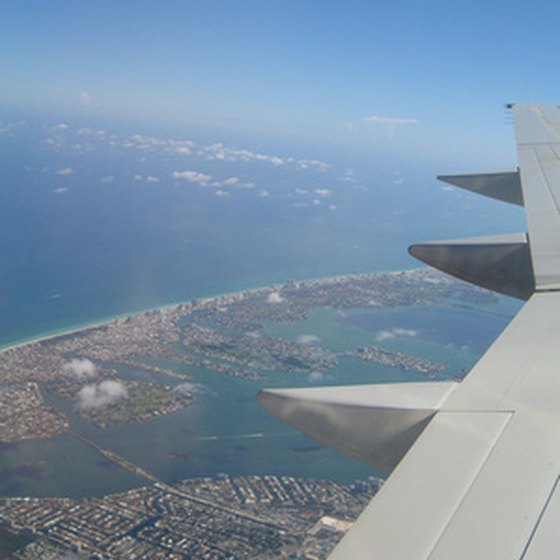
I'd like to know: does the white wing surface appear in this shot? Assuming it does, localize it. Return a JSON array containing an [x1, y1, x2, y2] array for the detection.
[[259, 104, 560, 559]]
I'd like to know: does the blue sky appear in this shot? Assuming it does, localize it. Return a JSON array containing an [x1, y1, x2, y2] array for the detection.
[[2, 0, 560, 166]]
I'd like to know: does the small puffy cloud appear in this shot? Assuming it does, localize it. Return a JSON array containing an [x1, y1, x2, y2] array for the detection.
[[295, 188, 308, 195], [328, 204, 337, 211], [364, 115, 418, 126], [297, 334, 321, 346], [63, 358, 97, 380], [259, 189, 270, 198], [134, 174, 143, 181], [342, 168, 357, 182], [54, 123, 69, 130], [267, 292, 283, 304], [298, 159, 331, 171], [56, 167, 73, 176], [77, 380, 128, 410], [314, 188, 331, 197], [173, 382, 215, 397], [215, 189, 230, 197], [100, 175, 115, 184], [312, 199, 321, 206], [172, 170, 213, 185], [202, 143, 285, 166], [52, 187, 68, 194], [375, 330, 395, 342], [308, 371, 326, 383], [375, 327, 419, 342], [77, 127, 104, 137], [127, 133, 167, 151], [146, 175, 160, 183], [168, 139, 195, 155], [221, 176, 240, 186], [393, 177, 404, 186], [79, 91, 92, 106]]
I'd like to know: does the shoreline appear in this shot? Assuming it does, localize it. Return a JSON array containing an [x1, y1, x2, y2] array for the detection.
[[0, 267, 425, 354]]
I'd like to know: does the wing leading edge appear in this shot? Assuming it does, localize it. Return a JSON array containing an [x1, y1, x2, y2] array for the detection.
[[259, 104, 560, 559]]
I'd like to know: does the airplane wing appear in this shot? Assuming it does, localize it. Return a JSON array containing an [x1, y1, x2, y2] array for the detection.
[[259, 104, 560, 559]]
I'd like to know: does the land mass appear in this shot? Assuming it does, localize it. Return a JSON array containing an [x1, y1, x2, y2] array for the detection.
[[0, 268, 499, 558], [0, 268, 493, 442]]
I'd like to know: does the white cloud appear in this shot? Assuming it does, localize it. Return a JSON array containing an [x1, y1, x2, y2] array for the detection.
[[146, 175, 160, 183], [63, 358, 97, 380], [169, 139, 195, 153], [53, 187, 68, 194], [56, 167, 73, 176], [54, 123, 69, 130], [215, 189, 230, 197], [393, 177, 404, 186], [202, 143, 285, 166], [79, 91, 92, 106], [342, 169, 356, 182], [259, 189, 270, 198], [309, 371, 326, 383], [134, 174, 143, 181], [329, 204, 337, 211], [267, 292, 283, 304], [77, 380, 128, 410], [174, 146, 193, 155], [77, 128, 94, 136], [100, 175, 115, 183], [364, 115, 418, 126], [375, 330, 396, 342], [393, 328, 418, 337], [297, 334, 321, 346], [375, 327, 419, 342], [173, 382, 215, 397], [298, 159, 331, 171], [295, 188, 308, 195], [221, 176, 240, 186], [172, 170, 213, 185], [314, 188, 331, 197]]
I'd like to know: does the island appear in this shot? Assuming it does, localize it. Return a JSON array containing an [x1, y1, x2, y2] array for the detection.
[[46, 379, 194, 429], [349, 346, 447, 377]]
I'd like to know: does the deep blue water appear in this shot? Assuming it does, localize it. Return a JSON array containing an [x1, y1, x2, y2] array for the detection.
[[0, 112, 525, 346]]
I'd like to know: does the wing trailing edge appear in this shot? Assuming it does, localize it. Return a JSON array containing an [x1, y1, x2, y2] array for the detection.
[[258, 382, 456, 474]]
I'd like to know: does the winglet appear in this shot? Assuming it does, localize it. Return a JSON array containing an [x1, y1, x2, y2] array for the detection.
[[409, 233, 535, 300], [438, 170, 523, 206], [258, 382, 457, 474]]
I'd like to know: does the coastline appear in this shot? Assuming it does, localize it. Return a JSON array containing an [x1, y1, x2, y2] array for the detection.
[[0, 267, 424, 354]]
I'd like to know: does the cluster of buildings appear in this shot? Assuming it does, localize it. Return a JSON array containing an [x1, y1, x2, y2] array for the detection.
[[0, 383, 68, 442], [351, 346, 447, 377], [0, 475, 381, 559]]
